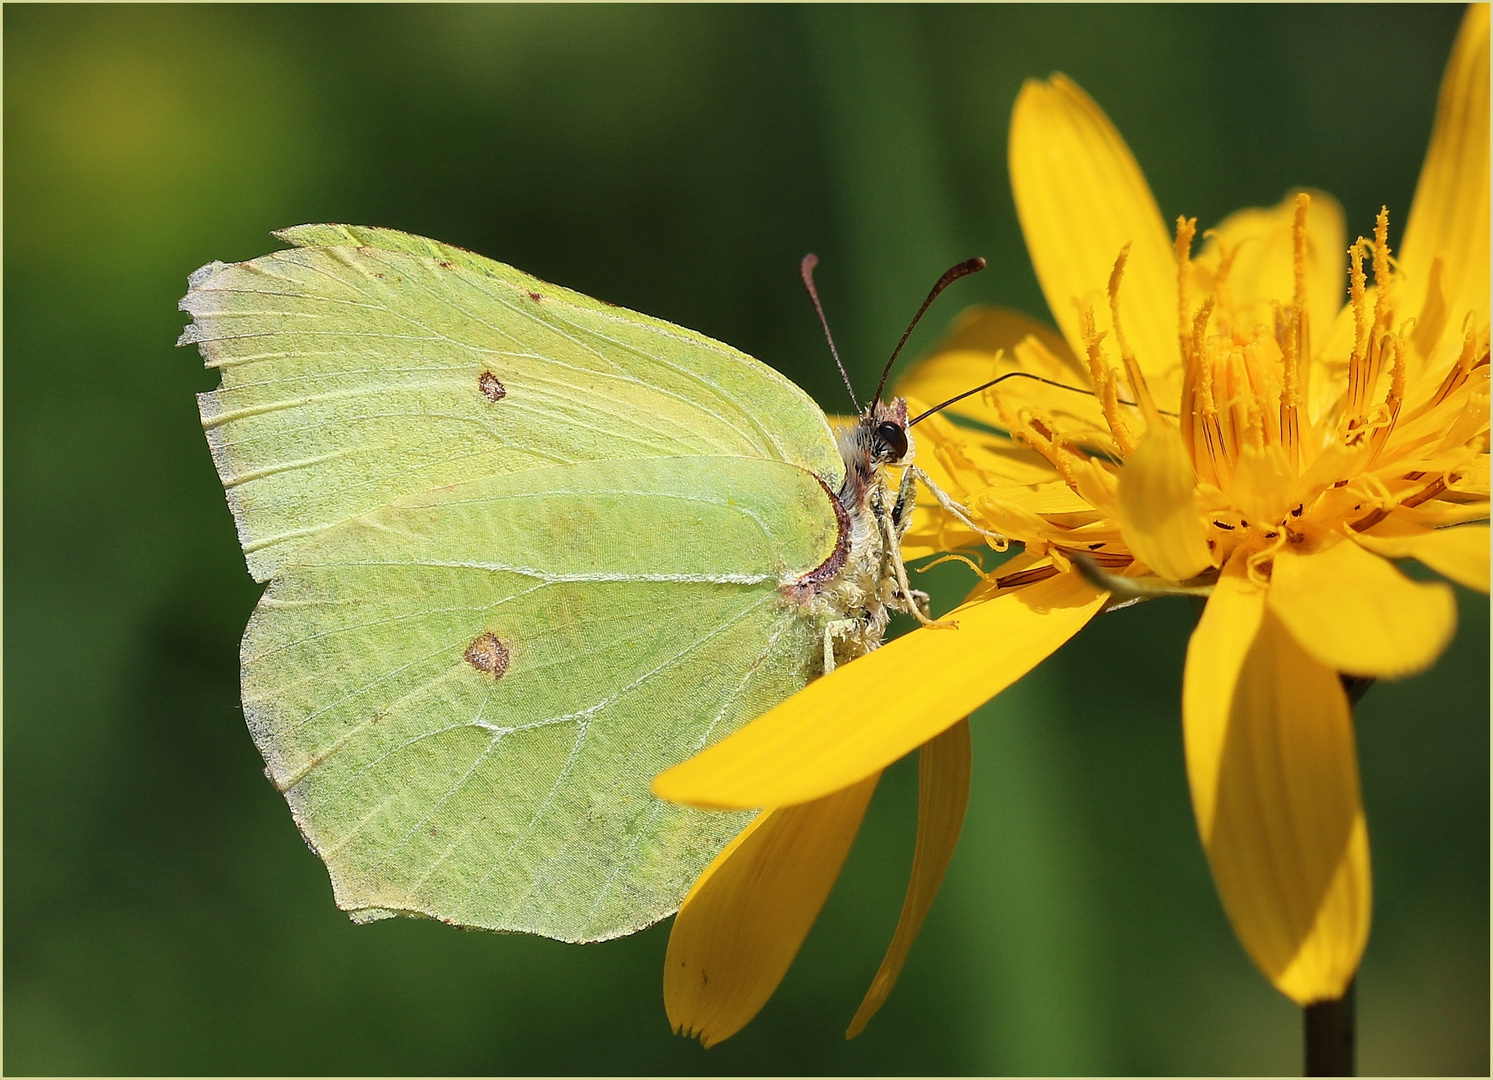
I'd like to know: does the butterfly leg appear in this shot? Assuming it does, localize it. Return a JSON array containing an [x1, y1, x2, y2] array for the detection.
[[889, 470, 937, 619], [876, 484, 956, 630], [821, 617, 865, 675], [907, 465, 1009, 549], [891, 466, 919, 541]]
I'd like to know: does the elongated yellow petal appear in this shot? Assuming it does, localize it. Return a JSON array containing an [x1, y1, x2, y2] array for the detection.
[[1400, 3, 1490, 363], [1185, 588, 1370, 1005], [1402, 497, 1493, 530], [1352, 522, 1490, 593], [1117, 423, 1212, 581], [1182, 554, 1267, 837], [1009, 75, 1179, 377], [663, 774, 880, 1048], [846, 718, 971, 1039], [1268, 539, 1457, 678], [653, 573, 1106, 809]]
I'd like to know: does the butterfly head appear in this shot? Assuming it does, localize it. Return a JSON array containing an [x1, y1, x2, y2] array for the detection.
[[835, 398, 911, 510], [866, 398, 910, 465]]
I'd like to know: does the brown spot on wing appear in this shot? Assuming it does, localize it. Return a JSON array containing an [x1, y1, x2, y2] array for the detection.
[[464, 631, 510, 678], [478, 371, 507, 402]]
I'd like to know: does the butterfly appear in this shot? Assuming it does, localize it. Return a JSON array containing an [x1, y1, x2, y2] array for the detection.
[[181, 225, 988, 942]]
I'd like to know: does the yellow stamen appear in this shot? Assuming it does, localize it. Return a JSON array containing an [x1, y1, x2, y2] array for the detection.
[[1371, 207, 1393, 339], [1107, 244, 1160, 425], [994, 395, 1084, 496], [1353, 208, 1395, 420], [1188, 297, 1224, 486], [1191, 295, 1217, 370], [1176, 216, 1200, 463], [1242, 334, 1286, 449], [1346, 238, 1372, 423], [1081, 306, 1137, 457], [1280, 193, 1309, 471], [1192, 324, 1231, 490], [1291, 193, 1310, 336], [918, 551, 990, 578], [1175, 216, 1199, 364], [1368, 333, 1406, 461]]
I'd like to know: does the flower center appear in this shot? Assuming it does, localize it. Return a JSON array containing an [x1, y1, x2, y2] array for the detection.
[[1188, 328, 1287, 491]]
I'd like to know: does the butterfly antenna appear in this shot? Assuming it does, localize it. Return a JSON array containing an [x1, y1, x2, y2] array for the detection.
[[800, 254, 859, 412], [871, 257, 986, 411], [908, 370, 1178, 426]]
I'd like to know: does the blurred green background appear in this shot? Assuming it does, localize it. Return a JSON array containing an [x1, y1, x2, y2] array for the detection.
[[6, 4, 1486, 1075]]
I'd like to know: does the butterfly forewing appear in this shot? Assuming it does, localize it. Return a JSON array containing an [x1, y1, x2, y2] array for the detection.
[[186, 225, 842, 580]]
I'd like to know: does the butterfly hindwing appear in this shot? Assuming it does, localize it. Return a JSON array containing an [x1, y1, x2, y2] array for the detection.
[[240, 454, 840, 941]]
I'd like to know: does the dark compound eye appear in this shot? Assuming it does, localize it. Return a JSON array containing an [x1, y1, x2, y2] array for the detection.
[[876, 421, 908, 460]]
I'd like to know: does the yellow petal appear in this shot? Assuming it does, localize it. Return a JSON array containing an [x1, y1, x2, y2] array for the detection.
[[1267, 538, 1457, 678], [1230, 440, 1296, 528], [1185, 579, 1370, 1005], [1009, 75, 1180, 377], [1400, 3, 1490, 362], [663, 773, 880, 1048], [1182, 554, 1267, 838], [846, 718, 971, 1039], [985, 479, 1096, 516], [653, 573, 1106, 809], [1117, 423, 1212, 581], [971, 489, 1066, 545], [1401, 497, 1493, 530], [1196, 189, 1346, 356], [1352, 521, 1490, 593]]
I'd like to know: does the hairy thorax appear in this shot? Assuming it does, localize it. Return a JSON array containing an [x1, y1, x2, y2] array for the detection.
[[783, 400, 914, 673]]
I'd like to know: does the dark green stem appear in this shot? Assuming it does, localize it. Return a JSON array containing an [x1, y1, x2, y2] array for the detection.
[[1304, 978, 1355, 1076]]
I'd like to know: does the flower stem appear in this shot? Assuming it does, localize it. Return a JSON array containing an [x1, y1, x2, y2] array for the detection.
[[1299, 674, 1371, 1077], [1304, 978, 1355, 1076]]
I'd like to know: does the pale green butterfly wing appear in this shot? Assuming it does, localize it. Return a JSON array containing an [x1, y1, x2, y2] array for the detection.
[[183, 228, 849, 941], [183, 224, 842, 581], [246, 456, 838, 941]]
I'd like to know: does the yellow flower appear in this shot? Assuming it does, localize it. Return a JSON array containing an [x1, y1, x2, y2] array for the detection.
[[902, 3, 1489, 1004], [656, 1, 1487, 1023]]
